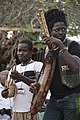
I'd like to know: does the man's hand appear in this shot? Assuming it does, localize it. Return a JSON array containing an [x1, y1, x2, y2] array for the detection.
[[44, 36, 64, 50], [29, 82, 40, 93]]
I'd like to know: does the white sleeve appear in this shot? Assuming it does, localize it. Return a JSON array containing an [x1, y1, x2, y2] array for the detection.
[[34, 61, 43, 72], [34, 61, 43, 83]]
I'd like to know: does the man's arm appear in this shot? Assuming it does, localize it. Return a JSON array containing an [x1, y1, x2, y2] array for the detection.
[[59, 49, 80, 71], [45, 37, 80, 71]]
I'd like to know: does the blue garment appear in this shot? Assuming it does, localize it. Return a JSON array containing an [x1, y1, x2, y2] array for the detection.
[[37, 112, 44, 120], [43, 93, 80, 120]]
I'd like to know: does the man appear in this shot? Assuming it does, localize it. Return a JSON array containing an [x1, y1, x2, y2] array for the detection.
[[30, 9, 80, 120], [2, 39, 43, 120], [0, 70, 12, 120]]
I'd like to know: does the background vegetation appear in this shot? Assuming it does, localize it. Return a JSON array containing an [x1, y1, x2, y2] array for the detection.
[[0, 0, 80, 70]]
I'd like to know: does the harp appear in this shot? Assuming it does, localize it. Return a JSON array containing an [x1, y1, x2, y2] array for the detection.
[[5, 60, 17, 98], [30, 9, 57, 115]]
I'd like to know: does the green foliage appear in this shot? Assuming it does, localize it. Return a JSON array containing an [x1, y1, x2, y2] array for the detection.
[[66, 0, 70, 4], [0, 0, 80, 37]]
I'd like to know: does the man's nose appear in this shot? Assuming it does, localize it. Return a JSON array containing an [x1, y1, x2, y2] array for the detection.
[[19, 51, 23, 54], [59, 29, 63, 34]]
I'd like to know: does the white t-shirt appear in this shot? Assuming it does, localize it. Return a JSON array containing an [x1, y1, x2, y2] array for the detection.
[[0, 84, 12, 109], [8, 60, 43, 112]]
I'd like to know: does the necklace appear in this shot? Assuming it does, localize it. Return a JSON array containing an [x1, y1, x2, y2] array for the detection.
[[21, 59, 34, 66]]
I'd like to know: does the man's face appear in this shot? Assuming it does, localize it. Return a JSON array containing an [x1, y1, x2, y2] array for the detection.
[[51, 22, 67, 42], [17, 43, 32, 63]]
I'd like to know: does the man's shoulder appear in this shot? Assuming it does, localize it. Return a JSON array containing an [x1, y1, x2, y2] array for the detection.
[[34, 61, 43, 64], [33, 61, 43, 67], [64, 38, 80, 48], [15, 64, 21, 68], [69, 40, 79, 45]]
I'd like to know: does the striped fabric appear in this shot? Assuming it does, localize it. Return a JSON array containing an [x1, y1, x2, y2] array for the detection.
[[12, 112, 37, 120]]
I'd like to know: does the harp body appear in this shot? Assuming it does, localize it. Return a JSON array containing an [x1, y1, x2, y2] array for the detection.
[[5, 65, 17, 98]]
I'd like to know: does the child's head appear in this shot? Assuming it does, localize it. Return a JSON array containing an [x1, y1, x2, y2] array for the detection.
[[0, 70, 9, 85]]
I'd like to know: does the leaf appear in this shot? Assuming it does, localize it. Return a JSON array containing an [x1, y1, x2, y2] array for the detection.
[[65, 0, 70, 4], [25, 24, 32, 32]]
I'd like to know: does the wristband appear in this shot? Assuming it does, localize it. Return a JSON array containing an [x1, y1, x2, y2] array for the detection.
[[59, 47, 67, 54]]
